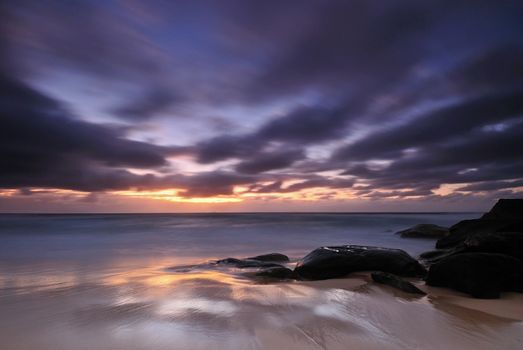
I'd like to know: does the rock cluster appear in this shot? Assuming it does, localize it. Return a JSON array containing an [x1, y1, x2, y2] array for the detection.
[[421, 199, 523, 298], [208, 199, 522, 298]]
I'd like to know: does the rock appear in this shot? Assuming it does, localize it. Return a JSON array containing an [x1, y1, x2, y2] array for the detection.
[[247, 253, 290, 262], [481, 199, 523, 220], [215, 257, 283, 268], [396, 224, 449, 238], [294, 245, 426, 280], [426, 253, 523, 299], [422, 230, 523, 265], [436, 219, 517, 249], [462, 231, 523, 260], [371, 272, 426, 295], [436, 199, 523, 249], [255, 266, 295, 279], [419, 247, 464, 264]]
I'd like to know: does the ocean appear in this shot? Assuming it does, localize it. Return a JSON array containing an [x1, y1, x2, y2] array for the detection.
[[2, 212, 522, 350]]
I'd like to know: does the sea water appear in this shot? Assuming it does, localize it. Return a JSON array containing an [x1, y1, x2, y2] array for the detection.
[[2, 212, 522, 350]]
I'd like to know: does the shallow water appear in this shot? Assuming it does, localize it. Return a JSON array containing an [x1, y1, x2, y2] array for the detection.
[[1, 213, 522, 349]]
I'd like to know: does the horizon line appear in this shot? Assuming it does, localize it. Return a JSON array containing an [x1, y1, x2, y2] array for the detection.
[[0, 211, 482, 215]]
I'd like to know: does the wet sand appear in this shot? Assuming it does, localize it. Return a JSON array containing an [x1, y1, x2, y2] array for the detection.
[[1, 260, 522, 350]]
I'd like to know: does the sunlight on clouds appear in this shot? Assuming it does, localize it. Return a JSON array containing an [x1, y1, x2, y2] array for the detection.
[[112, 189, 243, 203]]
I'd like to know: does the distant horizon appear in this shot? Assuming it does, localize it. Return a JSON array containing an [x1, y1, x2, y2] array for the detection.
[[0, 210, 483, 215]]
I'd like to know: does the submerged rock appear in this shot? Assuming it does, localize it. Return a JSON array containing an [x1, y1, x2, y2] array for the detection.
[[396, 224, 449, 239], [255, 266, 295, 279], [247, 253, 290, 262], [371, 272, 426, 295], [426, 253, 523, 299], [294, 245, 426, 280], [215, 257, 283, 268]]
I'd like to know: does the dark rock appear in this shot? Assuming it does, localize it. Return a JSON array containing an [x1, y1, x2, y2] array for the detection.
[[215, 257, 283, 268], [396, 224, 449, 239], [248, 253, 290, 262], [436, 199, 523, 249], [294, 245, 426, 280], [436, 219, 518, 249], [255, 266, 295, 279], [481, 199, 523, 220], [419, 247, 465, 264], [463, 231, 523, 260], [371, 272, 426, 295], [426, 253, 523, 299]]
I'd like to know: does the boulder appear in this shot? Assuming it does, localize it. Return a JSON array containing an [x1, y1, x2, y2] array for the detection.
[[371, 272, 426, 295], [426, 253, 523, 299], [419, 247, 464, 264], [255, 266, 295, 279], [294, 245, 426, 280], [396, 224, 449, 238], [436, 219, 518, 249], [481, 199, 523, 220], [247, 253, 290, 262], [463, 231, 523, 260], [436, 199, 523, 249]]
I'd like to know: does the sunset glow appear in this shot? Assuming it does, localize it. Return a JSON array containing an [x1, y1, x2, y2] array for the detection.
[[1, 1, 522, 212]]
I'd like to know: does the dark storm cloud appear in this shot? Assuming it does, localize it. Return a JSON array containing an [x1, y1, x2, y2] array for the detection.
[[112, 88, 182, 120], [0, 73, 175, 191], [456, 179, 523, 192], [333, 91, 523, 162], [248, 0, 433, 99], [2, 0, 182, 121], [249, 177, 355, 194], [2, 0, 523, 202], [340, 120, 523, 194], [452, 45, 523, 93], [194, 105, 351, 168], [174, 172, 257, 197], [235, 149, 304, 174]]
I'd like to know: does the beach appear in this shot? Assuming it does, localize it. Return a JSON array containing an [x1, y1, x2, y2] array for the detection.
[[1, 213, 522, 349]]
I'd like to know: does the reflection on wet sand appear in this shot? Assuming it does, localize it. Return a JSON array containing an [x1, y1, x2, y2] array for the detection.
[[1, 258, 522, 350]]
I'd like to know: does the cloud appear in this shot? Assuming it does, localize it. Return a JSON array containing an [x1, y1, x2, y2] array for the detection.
[[0, 73, 175, 191], [112, 87, 182, 120], [193, 105, 350, 166], [333, 91, 523, 162], [1, 0, 523, 208], [235, 149, 304, 174]]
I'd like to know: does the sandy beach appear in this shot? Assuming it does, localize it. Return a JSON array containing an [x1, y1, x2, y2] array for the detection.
[[1, 258, 522, 350]]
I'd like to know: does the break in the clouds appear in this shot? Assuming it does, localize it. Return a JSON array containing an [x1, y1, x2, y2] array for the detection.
[[1, 0, 523, 211]]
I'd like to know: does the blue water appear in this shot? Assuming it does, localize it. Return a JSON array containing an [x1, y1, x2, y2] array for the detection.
[[4, 212, 523, 350], [0, 213, 477, 266]]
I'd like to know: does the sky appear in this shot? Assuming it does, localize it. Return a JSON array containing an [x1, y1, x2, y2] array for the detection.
[[1, 0, 523, 212]]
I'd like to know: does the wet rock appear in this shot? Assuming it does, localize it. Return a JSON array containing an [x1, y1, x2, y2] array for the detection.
[[294, 245, 426, 280], [422, 230, 523, 265], [419, 247, 464, 264], [215, 257, 283, 268], [396, 224, 449, 239], [248, 253, 290, 262], [436, 219, 517, 249], [255, 266, 295, 279], [371, 272, 426, 295], [426, 253, 523, 299], [463, 231, 523, 260], [481, 199, 523, 220], [436, 199, 523, 249]]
